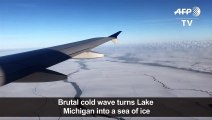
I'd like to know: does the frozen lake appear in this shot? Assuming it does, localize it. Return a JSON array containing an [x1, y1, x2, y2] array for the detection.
[[0, 42, 212, 120]]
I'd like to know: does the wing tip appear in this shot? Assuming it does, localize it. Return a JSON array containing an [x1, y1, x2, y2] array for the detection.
[[109, 31, 122, 38]]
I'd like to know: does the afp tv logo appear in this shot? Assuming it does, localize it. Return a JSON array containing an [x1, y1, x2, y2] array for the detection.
[[174, 6, 201, 26]]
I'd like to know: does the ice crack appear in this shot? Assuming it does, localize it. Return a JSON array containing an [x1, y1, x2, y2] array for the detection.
[[143, 74, 212, 96]]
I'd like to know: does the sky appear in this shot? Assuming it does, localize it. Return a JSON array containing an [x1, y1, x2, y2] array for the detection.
[[0, 0, 212, 49]]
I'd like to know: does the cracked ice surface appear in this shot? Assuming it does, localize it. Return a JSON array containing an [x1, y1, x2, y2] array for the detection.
[[0, 43, 212, 120]]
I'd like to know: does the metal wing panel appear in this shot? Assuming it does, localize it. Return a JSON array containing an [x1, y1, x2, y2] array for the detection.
[[0, 31, 121, 86], [50, 37, 113, 57]]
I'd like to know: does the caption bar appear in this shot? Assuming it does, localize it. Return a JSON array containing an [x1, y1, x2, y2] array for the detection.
[[0, 98, 211, 117]]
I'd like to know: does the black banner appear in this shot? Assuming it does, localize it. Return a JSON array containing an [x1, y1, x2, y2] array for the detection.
[[0, 98, 211, 117]]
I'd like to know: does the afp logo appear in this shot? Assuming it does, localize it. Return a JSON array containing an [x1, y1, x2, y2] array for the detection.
[[174, 6, 201, 26]]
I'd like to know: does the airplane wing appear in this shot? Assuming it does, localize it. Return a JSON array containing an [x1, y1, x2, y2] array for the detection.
[[0, 31, 122, 86]]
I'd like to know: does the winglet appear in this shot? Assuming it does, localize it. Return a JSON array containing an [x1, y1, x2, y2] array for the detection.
[[109, 31, 122, 38]]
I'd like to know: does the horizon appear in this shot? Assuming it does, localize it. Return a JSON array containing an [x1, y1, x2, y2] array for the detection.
[[0, 0, 212, 49]]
